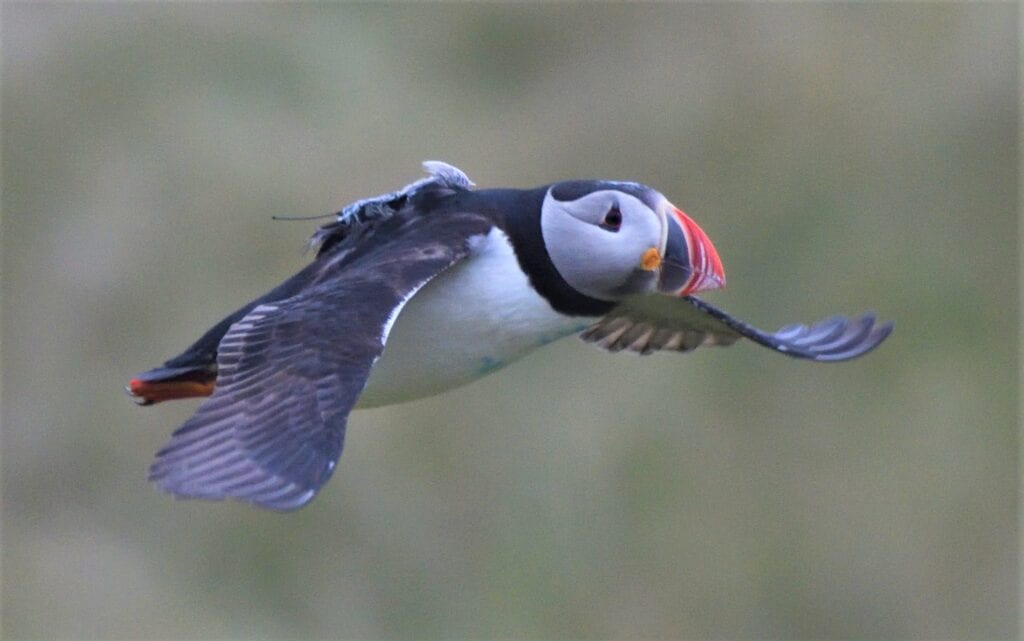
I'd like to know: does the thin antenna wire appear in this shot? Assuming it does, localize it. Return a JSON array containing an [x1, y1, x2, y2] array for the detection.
[[271, 212, 337, 221]]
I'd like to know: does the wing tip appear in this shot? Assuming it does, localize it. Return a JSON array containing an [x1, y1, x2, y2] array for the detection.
[[148, 457, 322, 512], [808, 313, 894, 362]]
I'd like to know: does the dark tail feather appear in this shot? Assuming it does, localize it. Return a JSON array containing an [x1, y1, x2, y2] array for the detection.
[[128, 236, 330, 407]]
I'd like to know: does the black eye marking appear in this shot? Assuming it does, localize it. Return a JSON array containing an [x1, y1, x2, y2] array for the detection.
[[600, 206, 623, 232]]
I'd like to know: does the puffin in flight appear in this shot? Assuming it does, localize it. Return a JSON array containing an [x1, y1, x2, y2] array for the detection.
[[129, 162, 893, 511]]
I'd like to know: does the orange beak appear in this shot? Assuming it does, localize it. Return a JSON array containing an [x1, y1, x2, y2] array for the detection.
[[658, 206, 726, 296]]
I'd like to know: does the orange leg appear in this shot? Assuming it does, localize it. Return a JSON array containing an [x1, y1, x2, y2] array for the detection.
[[128, 378, 215, 405]]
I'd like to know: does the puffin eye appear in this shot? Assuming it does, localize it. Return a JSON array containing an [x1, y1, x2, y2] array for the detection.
[[600, 207, 622, 232]]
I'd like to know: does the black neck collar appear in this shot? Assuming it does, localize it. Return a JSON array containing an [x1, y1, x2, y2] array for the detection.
[[453, 188, 615, 317]]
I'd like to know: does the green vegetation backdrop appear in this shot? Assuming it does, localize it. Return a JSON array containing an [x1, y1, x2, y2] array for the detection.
[[2, 4, 1017, 639]]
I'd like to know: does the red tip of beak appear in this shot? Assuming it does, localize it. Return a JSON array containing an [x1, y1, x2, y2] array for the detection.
[[672, 207, 725, 295]]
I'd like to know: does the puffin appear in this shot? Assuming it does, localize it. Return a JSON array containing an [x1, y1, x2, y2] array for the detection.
[[129, 161, 893, 511]]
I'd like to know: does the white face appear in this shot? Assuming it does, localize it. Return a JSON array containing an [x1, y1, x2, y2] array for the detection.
[[540, 188, 668, 301]]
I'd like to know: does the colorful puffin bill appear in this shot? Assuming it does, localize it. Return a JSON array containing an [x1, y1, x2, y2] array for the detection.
[[130, 162, 893, 511]]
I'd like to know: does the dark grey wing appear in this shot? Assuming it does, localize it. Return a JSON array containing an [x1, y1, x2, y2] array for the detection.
[[581, 295, 893, 362], [149, 212, 493, 510]]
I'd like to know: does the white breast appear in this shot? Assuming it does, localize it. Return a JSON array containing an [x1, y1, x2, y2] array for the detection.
[[357, 228, 589, 408]]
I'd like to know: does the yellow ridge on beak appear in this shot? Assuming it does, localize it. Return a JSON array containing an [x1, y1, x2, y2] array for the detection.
[[640, 247, 662, 271]]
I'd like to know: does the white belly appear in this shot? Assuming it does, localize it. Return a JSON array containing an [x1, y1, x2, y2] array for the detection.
[[357, 228, 589, 408]]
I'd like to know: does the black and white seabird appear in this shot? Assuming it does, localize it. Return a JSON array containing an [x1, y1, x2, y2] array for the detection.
[[129, 161, 893, 510]]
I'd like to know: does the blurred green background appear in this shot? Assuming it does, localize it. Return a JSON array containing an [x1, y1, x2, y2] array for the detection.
[[2, 4, 1017, 640]]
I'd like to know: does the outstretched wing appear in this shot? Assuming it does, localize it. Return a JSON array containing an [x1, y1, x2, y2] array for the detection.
[[149, 212, 493, 510], [581, 295, 893, 361]]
